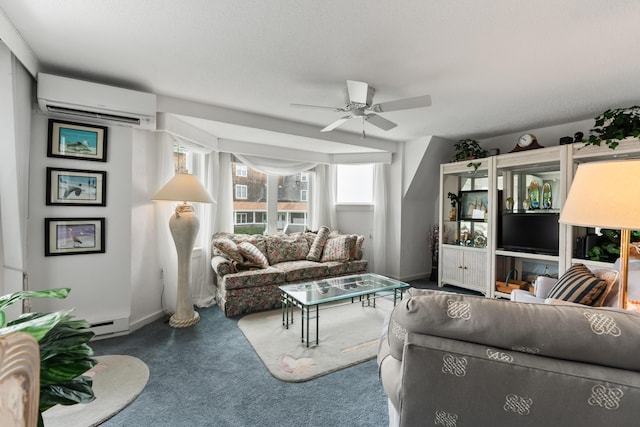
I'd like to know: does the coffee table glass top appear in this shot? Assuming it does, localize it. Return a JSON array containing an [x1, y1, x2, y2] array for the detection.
[[279, 273, 409, 306]]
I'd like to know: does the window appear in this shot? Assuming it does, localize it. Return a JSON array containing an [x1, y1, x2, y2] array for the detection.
[[236, 212, 248, 224], [235, 184, 247, 199], [336, 164, 374, 203], [230, 156, 310, 233], [236, 165, 247, 177]]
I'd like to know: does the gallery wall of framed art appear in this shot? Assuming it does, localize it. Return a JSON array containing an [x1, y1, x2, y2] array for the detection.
[[44, 119, 108, 256]]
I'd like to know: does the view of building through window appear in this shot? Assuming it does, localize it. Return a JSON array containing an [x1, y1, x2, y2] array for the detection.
[[231, 155, 309, 234]]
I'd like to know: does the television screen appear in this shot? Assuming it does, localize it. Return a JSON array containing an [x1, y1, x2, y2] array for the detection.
[[499, 212, 560, 255]]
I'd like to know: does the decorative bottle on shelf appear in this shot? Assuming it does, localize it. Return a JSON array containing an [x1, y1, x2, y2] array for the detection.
[[542, 183, 552, 209], [522, 187, 531, 210], [530, 181, 540, 209]]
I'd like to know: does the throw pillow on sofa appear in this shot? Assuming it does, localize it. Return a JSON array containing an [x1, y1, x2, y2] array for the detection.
[[212, 238, 244, 263], [306, 226, 330, 261], [321, 235, 356, 262], [547, 263, 607, 305], [266, 234, 310, 264], [238, 241, 270, 269]]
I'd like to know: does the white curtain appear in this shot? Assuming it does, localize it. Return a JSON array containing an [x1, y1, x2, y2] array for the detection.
[[234, 154, 316, 175], [156, 133, 228, 309], [373, 163, 388, 275], [309, 164, 337, 230]]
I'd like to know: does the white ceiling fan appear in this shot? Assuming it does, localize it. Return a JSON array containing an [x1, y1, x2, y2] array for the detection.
[[292, 80, 431, 137]]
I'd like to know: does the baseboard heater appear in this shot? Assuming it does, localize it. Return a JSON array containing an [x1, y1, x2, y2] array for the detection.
[[89, 317, 129, 339]]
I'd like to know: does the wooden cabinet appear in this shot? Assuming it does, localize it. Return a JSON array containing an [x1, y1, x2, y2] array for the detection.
[[438, 138, 640, 299], [440, 246, 487, 293]]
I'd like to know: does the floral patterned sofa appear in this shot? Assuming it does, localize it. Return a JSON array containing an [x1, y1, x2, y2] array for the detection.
[[210, 227, 367, 317]]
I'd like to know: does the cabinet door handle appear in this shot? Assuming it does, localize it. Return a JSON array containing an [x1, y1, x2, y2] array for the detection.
[[458, 265, 464, 269], [463, 266, 468, 270]]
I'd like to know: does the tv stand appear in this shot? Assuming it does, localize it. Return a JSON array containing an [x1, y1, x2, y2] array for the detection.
[[439, 138, 640, 298]]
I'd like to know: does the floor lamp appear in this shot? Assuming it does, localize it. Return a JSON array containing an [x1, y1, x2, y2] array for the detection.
[[559, 159, 640, 309], [153, 173, 215, 327]]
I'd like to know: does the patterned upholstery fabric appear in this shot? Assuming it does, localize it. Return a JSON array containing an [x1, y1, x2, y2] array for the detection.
[[212, 238, 243, 262], [237, 241, 269, 269], [379, 291, 640, 426], [320, 235, 356, 262], [353, 235, 364, 260], [266, 234, 310, 264], [306, 226, 330, 261], [271, 260, 328, 282], [591, 269, 619, 307], [210, 231, 367, 317], [221, 268, 285, 290], [547, 263, 607, 305]]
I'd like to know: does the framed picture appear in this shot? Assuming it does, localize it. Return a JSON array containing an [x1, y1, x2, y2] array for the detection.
[[46, 167, 107, 206], [459, 190, 489, 221], [47, 119, 108, 162], [44, 218, 105, 256]]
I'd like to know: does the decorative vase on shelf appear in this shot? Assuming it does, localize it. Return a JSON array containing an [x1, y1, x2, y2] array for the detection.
[[505, 197, 514, 212], [542, 183, 552, 209], [523, 198, 531, 210], [449, 208, 457, 221]]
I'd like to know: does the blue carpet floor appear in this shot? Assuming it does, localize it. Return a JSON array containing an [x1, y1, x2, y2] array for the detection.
[[90, 302, 389, 426]]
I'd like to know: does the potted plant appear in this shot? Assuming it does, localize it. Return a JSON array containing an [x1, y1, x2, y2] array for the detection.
[[585, 106, 640, 149], [0, 288, 96, 427], [587, 229, 640, 261], [452, 139, 489, 162]]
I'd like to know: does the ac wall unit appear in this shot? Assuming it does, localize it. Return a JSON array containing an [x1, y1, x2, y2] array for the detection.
[[37, 73, 157, 130]]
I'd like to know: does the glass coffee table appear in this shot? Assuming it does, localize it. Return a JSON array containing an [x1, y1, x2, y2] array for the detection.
[[279, 273, 409, 347]]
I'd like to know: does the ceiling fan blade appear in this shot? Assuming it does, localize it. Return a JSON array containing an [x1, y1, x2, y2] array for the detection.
[[371, 95, 432, 113], [346, 80, 372, 105], [290, 103, 344, 112], [321, 115, 352, 132], [365, 113, 397, 131]]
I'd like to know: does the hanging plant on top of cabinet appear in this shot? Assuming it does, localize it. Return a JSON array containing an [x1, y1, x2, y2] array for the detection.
[[584, 106, 640, 149]]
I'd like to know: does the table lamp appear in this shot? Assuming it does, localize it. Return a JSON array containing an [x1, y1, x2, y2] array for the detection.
[[559, 159, 640, 309], [153, 173, 215, 327]]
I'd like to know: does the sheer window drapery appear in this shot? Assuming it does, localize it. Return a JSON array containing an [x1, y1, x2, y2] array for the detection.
[[372, 163, 388, 275]]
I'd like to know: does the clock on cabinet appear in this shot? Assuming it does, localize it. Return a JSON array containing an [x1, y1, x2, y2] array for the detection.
[[510, 133, 543, 152]]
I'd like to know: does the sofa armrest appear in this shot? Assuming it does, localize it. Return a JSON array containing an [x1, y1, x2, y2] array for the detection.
[[510, 289, 545, 304], [533, 276, 558, 298], [386, 292, 640, 371], [211, 256, 234, 277]]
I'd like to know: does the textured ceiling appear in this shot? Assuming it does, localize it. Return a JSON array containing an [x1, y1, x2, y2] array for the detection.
[[2, 0, 640, 156]]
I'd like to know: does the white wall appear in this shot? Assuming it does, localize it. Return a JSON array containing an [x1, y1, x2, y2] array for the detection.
[[130, 130, 165, 329], [27, 113, 133, 327]]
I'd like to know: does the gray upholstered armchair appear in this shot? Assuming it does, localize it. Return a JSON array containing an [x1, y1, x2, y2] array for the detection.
[[378, 289, 640, 426]]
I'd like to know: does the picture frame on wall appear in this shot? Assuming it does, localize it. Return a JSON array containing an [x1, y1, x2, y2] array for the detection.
[[44, 217, 106, 256], [47, 119, 108, 162], [46, 167, 107, 206], [458, 190, 489, 221]]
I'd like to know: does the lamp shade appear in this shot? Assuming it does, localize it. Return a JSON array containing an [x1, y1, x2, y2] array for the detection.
[[559, 160, 640, 230], [152, 173, 215, 204]]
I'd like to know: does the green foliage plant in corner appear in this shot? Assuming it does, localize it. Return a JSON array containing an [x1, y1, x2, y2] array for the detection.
[[0, 288, 96, 427], [452, 139, 488, 171], [585, 106, 640, 149]]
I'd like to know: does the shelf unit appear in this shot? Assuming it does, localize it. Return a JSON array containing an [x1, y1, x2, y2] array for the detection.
[[438, 138, 640, 298]]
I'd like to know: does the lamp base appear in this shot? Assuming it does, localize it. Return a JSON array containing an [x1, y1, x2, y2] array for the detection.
[[169, 311, 200, 328]]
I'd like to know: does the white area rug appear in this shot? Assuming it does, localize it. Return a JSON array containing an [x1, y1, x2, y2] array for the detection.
[[238, 298, 393, 382], [42, 354, 149, 427]]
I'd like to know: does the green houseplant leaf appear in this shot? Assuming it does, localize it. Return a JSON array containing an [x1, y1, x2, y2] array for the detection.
[[0, 288, 97, 425]]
